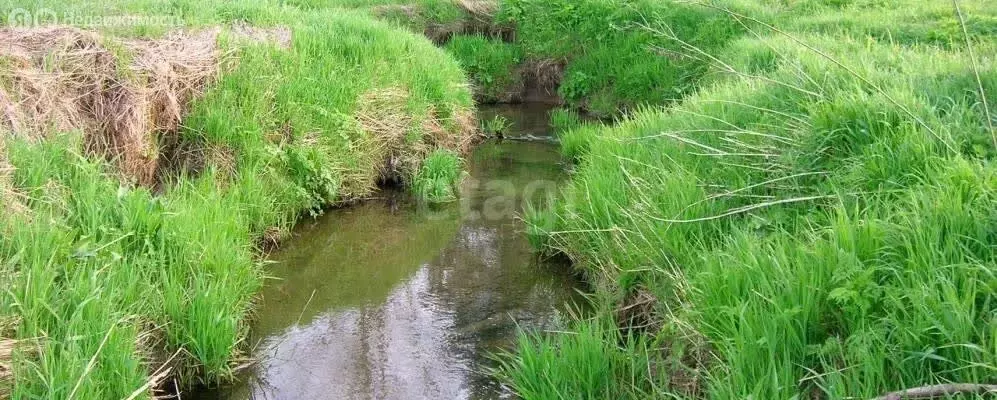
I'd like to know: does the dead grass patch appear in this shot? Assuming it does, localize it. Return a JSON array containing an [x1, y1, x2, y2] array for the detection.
[[0, 26, 220, 186], [354, 87, 415, 193], [0, 341, 11, 400], [455, 0, 513, 41], [229, 23, 292, 49], [615, 287, 660, 336], [353, 87, 478, 197], [0, 316, 17, 400]]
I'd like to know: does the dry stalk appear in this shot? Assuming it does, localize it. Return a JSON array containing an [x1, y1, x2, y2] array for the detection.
[[0, 339, 12, 399], [352, 88, 478, 199], [872, 383, 997, 400], [951, 0, 996, 150]]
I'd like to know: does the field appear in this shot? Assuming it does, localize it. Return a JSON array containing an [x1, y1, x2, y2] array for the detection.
[[0, 0, 995, 399]]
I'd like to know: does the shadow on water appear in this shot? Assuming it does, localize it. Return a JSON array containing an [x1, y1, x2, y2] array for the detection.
[[191, 103, 585, 400]]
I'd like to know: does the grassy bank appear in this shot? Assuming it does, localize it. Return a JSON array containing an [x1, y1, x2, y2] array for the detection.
[[507, 0, 997, 399], [436, 0, 741, 115], [2, 0, 995, 398], [0, 1, 473, 398]]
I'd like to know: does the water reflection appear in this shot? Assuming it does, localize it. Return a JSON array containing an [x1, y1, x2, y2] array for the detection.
[[197, 105, 583, 400]]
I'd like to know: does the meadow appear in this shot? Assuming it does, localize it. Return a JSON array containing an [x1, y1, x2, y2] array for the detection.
[[0, 0, 994, 399]]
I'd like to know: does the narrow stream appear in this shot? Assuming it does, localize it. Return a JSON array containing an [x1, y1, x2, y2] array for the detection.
[[194, 104, 585, 400]]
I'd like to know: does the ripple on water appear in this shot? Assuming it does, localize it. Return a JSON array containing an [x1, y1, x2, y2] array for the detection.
[[192, 103, 586, 400]]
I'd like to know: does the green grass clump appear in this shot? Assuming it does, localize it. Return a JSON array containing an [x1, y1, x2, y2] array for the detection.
[[504, 7, 997, 398], [522, 200, 558, 251], [494, 316, 661, 399], [550, 107, 606, 161], [745, 0, 997, 48], [2, 136, 169, 398], [413, 149, 463, 203], [557, 121, 605, 162], [0, 3, 474, 398], [549, 107, 582, 132], [481, 115, 512, 137], [445, 34, 524, 102], [361, 0, 466, 35]]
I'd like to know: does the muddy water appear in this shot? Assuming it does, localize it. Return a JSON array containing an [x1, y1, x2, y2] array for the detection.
[[195, 104, 584, 400]]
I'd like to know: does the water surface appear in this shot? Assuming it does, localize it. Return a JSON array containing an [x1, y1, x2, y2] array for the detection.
[[197, 104, 583, 400]]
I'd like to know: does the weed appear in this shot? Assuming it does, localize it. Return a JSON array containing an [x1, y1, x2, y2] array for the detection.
[[522, 200, 557, 251], [413, 149, 463, 203], [493, 316, 663, 399], [498, 0, 743, 114], [481, 115, 512, 137]]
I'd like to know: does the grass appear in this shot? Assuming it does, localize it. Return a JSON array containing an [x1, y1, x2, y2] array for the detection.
[[2, 0, 996, 399], [445, 34, 523, 102], [494, 315, 661, 399], [412, 149, 463, 203], [549, 108, 582, 132], [481, 114, 512, 137], [0, 1, 474, 399], [495, 0, 743, 116], [505, 1, 997, 399]]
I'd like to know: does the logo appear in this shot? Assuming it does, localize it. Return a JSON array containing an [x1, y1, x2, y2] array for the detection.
[[7, 8, 58, 27]]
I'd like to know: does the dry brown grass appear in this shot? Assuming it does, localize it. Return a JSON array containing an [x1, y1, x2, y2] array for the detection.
[[456, 0, 497, 17], [0, 342, 10, 400], [353, 87, 478, 198], [0, 26, 220, 186], [353, 87, 415, 195], [455, 0, 513, 41], [229, 22, 292, 49], [0, 316, 16, 400]]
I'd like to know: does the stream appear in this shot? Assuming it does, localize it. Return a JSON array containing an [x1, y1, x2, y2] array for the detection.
[[192, 104, 585, 400]]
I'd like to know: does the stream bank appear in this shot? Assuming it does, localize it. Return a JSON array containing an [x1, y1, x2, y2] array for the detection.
[[192, 103, 585, 400]]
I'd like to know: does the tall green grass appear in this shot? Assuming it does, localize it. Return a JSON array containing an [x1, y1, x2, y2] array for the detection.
[[496, 0, 743, 115], [507, 3, 997, 398], [412, 149, 463, 203], [495, 315, 663, 399], [0, 2, 474, 399], [445, 34, 523, 102]]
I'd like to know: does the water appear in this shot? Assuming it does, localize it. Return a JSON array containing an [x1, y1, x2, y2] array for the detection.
[[193, 104, 584, 400]]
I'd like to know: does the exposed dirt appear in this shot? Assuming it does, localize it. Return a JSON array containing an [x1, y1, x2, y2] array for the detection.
[[515, 59, 565, 104]]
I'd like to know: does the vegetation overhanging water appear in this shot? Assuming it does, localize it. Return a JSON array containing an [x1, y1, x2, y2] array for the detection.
[[192, 104, 586, 400], [0, 1, 995, 399]]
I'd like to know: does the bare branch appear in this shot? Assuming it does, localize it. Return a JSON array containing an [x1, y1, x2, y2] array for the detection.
[[872, 383, 997, 400]]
